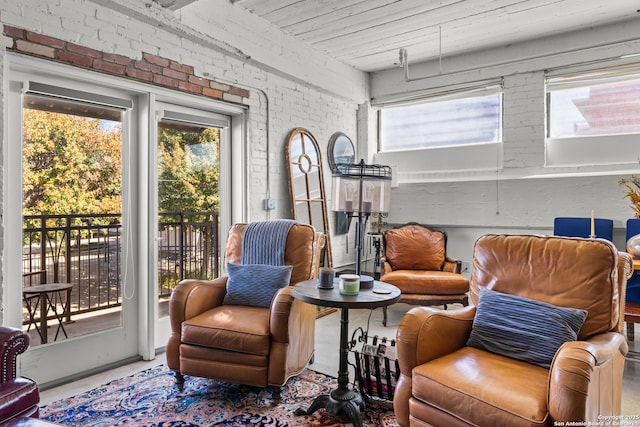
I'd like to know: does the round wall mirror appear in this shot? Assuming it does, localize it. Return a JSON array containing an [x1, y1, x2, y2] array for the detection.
[[328, 132, 355, 174]]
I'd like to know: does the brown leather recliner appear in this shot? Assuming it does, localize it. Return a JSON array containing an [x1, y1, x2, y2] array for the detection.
[[394, 234, 631, 427], [380, 223, 469, 326], [167, 222, 325, 403]]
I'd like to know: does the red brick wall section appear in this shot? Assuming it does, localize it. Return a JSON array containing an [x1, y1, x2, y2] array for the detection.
[[3, 25, 250, 105]]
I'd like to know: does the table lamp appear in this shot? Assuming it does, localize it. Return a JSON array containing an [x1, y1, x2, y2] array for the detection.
[[331, 159, 392, 284]]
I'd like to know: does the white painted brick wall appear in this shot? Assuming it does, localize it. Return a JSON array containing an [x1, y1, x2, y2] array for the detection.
[[502, 72, 546, 168]]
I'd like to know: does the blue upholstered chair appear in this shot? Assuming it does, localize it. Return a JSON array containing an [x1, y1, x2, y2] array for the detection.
[[625, 218, 640, 340], [553, 217, 614, 241]]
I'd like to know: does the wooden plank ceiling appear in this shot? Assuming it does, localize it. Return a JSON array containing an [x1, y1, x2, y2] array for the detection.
[[228, 0, 640, 72]]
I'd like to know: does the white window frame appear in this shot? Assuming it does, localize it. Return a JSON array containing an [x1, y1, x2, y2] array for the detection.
[[545, 65, 640, 168], [373, 80, 504, 183]]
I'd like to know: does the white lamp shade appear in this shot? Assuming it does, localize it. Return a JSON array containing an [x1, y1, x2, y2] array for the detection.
[[331, 174, 391, 213]]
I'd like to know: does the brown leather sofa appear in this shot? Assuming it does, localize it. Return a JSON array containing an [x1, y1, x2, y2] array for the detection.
[[394, 234, 631, 427], [0, 326, 39, 424], [380, 223, 469, 326], [167, 222, 324, 403]]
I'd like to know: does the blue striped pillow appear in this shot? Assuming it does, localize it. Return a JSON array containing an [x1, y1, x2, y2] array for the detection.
[[224, 263, 293, 308], [467, 287, 588, 368]]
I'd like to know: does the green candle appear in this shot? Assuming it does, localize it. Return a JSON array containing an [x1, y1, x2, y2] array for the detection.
[[340, 274, 360, 295]]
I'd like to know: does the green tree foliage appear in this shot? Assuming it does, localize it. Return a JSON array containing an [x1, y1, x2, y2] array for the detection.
[[23, 111, 220, 217], [157, 124, 220, 280], [158, 125, 219, 216], [23, 109, 122, 216], [22, 109, 220, 282]]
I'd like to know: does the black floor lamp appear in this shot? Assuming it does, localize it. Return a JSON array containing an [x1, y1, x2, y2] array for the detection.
[[331, 159, 392, 280]]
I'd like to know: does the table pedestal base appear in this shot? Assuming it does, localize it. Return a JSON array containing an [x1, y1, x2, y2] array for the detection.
[[295, 386, 365, 427]]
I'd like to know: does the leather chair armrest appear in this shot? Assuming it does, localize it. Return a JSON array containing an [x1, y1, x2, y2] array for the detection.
[[620, 251, 633, 280], [396, 305, 476, 374], [169, 277, 228, 333], [167, 277, 228, 372], [268, 286, 315, 385], [394, 305, 475, 427], [0, 327, 30, 383], [270, 286, 295, 343], [381, 260, 393, 275], [549, 332, 628, 423], [269, 286, 315, 344], [443, 257, 462, 273]]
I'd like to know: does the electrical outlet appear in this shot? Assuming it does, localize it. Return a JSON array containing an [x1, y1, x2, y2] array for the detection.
[[461, 261, 470, 273], [264, 198, 276, 210]]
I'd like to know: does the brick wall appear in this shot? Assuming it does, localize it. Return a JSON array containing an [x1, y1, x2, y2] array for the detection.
[[502, 72, 545, 169], [3, 24, 250, 105]]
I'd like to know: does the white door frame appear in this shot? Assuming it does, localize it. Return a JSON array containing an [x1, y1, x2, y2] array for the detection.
[[150, 100, 238, 350], [4, 57, 141, 386], [2, 54, 248, 385]]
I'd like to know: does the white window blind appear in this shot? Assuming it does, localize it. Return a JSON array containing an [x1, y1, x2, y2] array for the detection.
[[378, 82, 503, 152], [545, 65, 640, 167], [546, 66, 640, 138], [26, 81, 133, 110]]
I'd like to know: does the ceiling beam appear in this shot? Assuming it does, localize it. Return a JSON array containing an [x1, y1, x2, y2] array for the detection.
[[153, 0, 198, 11]]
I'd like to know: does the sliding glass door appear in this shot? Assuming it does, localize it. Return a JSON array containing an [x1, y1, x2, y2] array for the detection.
[[4, 55, 244, 386], [22, 93, 126, 341], [6, 64, 140, 386]]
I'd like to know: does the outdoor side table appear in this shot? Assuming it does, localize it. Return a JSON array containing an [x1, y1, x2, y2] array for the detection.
[[23, 283, 73, 344]]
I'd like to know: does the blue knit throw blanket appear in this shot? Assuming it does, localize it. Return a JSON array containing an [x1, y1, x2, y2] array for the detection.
[[241, 220, 296, 265]]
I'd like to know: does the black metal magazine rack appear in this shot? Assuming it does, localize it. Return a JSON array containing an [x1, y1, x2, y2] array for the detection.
[[348, 326, 400, 405]]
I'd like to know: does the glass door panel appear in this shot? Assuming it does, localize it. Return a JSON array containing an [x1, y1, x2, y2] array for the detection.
[[22, 94, 124, 345], [155, 109, 224, 335], [8, 68, 139, 386]]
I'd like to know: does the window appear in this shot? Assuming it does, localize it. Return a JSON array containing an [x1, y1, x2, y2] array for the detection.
[[380, 91, 502, 151], [373, 82, 503, 180], [548, 77, 640, 138], [545, 67, 640, 167]]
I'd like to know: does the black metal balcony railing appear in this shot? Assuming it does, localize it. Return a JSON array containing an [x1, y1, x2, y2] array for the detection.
[[22, 212, 220, 325]]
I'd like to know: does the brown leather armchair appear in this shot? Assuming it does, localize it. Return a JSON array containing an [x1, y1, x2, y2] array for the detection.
[[0, 326, 40, 423], [380, 223, 469, 326], [167, 222, 324, 403], [394, 234, 631, 427]]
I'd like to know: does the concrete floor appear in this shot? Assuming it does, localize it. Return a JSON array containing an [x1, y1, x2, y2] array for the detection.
[[40, 302, 640, 417]]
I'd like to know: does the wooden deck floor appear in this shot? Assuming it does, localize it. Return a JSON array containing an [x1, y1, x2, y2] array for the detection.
[[23, 300, 169, 347]]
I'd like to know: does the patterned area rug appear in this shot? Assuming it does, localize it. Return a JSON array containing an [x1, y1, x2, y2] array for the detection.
[[41, 365, 399, 426]]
